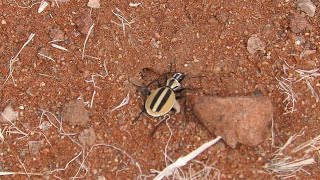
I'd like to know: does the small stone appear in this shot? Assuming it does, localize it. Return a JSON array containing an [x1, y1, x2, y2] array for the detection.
[[151, 38, 159, 48], [1, 20, 6, 25], [215, 12, 228, 24], [155, 32, 161, 39], [97, 176, 106, 180], [28, 141, 43, 155], [75, 11, 93, 35], [49, 27, 65, 41], [78, 127, 96, 146], [193, 96, 273, 148], [37, 47, 51, 60], [0, 104, 19, 123], [62, 99, 90, 126], [294, 36, 305, 45], [171, 37, 178, 42], [39, 121, 52, 131], [87, 0, 100, 8], [150, 17, 156, 23], [297, 0, 316, 17], [247, 37, 265, 54], [290, 15, 311, 33]]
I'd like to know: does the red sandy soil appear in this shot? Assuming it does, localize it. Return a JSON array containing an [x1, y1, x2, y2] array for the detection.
[[0, 0, 320, 179]]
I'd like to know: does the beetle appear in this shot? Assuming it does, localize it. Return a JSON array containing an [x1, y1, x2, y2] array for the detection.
[[144, 72, 185, 117], [131, 72, 185, 122]]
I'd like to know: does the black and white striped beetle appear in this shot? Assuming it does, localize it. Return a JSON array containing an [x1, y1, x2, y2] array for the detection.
[[144, 72, 185, 117]]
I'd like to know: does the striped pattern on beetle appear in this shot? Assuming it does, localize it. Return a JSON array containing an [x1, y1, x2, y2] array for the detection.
[[145, 73, 185, 117]]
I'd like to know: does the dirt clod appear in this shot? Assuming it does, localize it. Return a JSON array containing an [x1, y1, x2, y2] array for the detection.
[[0, 104, 18, 123], [37, 47, 51, 60], [75, 11, 93, 35], [290, 15, 311, 33], [297, 0, 316, 17], [49, 27, 65, 41], [87, 0, 100, 9], [247, 36, 265, 54], [28, 140, 43, 155], [78, 127, 96, 146], [215, 11, 229, 24], [62, 99, 90, 126], [193, 96, 273, 148]]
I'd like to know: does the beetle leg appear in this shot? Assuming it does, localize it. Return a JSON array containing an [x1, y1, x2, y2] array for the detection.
[[133, 99, 147, 123], [172, 100, 181, 114], [132, 108, 146, 123], [146, 79, 161, 88]]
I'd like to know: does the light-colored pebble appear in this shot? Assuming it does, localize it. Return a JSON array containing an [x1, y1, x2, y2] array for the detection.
[[297, 0, 316, 17]]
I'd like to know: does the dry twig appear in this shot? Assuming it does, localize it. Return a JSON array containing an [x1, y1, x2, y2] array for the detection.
[[153, 136, 222, 180], [1, 33, 35, 90], [276, 77, 297, 114], [111, 8, 134, 35], [82, 24, 94, 59]]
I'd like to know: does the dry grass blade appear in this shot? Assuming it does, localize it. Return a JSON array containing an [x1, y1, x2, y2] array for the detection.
[[38, 52, 55, 62], [82, 24, 94, 59], [9, 0, 41, 9], [153, 136, 222, 180], [129, 2, 142, 7], [293, 134, 320, 154], [0, 127, 5, 142], [274, 134, 299, 158], [187, 160, 220, 180], [0, 172, 43, 176], [265, 129, 318, 179], [111, 8, 133, 35], [305, 79, 319, 102], [264, 157, 314, 176], [51, 43, 68, 51], [158, 114, 172, 166], [295, 69, 320, 83], [276, 77, 297, 114], [2, 111, 29, 139], [109, 93, 130, 112], [84, 59, 108, 108], [38, 0, 49, 13], [295, 68, 320, 102], [1, 33, 35, 89], [271, 118, 275, 147], [90, 143, 142, 173]]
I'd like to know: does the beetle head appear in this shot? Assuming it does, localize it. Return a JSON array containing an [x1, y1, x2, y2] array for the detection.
[[172, 73, 185, 82]]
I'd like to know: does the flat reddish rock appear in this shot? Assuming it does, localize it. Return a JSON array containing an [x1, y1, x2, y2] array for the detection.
[[193, 96, 273, 148]]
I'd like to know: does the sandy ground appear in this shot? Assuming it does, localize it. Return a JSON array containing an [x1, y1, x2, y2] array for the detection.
[[0, 0, 320, 179]]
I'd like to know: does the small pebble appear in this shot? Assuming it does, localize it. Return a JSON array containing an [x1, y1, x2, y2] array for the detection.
[[155, 32, 160, 39], [171, 37, 178, 42], [1, 20, 6, 25], [97, 176, 106, 180], [247, 36, 265, 54], [297, 0, 316, 17]]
